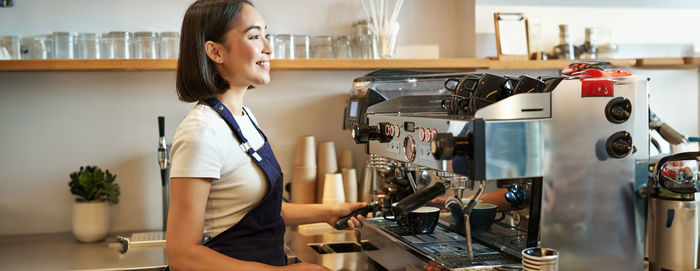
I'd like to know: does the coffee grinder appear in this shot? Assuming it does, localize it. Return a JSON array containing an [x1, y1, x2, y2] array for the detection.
[[648, 151, 700, 271]]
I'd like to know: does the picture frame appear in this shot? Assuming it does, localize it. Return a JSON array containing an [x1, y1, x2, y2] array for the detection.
[[493, 12, 529, 60]]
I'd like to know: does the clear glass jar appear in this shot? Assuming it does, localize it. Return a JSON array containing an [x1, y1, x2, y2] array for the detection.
[[158, 32, 180, 59], [311, 35, 333, 58], [0, 35, 20, 59], [553, 24, 575, 60], [352, 20, 378, 59], [101, 31, 133, 59], [52, 32, 75, 59], [134, 32, 159, 59], [293, 35, 310, 59], [77, 33, 100, 59], [274, 34, 294, 59], [334, 36, 352, 58]]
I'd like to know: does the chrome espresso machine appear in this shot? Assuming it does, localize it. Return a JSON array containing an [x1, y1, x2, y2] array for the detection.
[[343, 63, 649, 270]]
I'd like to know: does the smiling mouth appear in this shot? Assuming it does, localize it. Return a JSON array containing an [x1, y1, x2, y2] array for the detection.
[[256, 61, 270, 68]]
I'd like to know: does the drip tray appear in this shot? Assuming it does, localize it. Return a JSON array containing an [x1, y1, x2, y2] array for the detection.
[[308, 241, 379, 254]]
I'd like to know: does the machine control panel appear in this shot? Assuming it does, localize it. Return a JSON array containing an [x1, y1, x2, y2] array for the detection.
[[368, 115, 469, 169]]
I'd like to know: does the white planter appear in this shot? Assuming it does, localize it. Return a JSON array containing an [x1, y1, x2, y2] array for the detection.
[[72, 200, 110, 243]]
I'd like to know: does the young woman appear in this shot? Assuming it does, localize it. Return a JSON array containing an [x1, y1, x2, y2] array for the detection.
[[166, 1, 367, 270]]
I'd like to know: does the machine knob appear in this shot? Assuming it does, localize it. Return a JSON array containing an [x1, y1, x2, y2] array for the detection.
[[605, 131, 635, 159], [431, 133, 472, 160], [352, 123, 392, 144], [504, 184, 529, 209], [605, 97, 632, 124]]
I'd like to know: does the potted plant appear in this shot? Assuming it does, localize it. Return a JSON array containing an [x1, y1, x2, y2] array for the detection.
[[68, 165, 120, 242]]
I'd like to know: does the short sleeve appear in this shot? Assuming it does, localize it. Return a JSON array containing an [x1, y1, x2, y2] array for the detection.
[[169, 123, 222, 179]]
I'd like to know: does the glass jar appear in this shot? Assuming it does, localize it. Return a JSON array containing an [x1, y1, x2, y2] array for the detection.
[[102, 31, 133, 59], [553, 24, 575, 60], [334, 36, 352, 58], [352, 20, 378, 59], [311, 35, 333, 58], [77, 33, 100, 59], [134, 32, 159, 59], [159, 32, 180, 59], [274, 34, 294, 59], [52, 32, 75, 59], [0, 35, 20, 59], [293, 35, 310, 59]]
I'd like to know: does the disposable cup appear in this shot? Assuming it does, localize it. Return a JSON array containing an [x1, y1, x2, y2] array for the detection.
[[322, 173, 345, 205], [338, 149, 354, 169], [293, 135, 316, 167], [290, 167, 317, 204], [341, 168, 358, 203]]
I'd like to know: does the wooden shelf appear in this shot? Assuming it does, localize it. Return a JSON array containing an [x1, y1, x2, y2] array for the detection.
[[0, 58, 697, 72]]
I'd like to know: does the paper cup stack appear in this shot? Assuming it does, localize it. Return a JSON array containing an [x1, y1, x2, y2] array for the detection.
[[317, 141, 339, 203], [521, 247, 559, 271], [290, 136, 317, 204], [338, 149, 358, 203]]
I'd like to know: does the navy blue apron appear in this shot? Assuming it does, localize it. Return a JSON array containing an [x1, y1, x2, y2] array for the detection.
[[199, 97, 286, 265]]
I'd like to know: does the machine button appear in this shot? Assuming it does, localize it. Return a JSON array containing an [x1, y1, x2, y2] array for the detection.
[[404, 122, 415, 132], [418, 128, 425, 141], [404, 136, 416, 162], [605, 97, 632, 124], [605, 131, 635, 159]]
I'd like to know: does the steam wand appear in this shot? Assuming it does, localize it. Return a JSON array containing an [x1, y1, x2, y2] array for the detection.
[[158, 116, 170, 231]]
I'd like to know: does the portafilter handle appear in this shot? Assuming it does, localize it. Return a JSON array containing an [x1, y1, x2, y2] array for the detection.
[[393, 182, 446, 217]]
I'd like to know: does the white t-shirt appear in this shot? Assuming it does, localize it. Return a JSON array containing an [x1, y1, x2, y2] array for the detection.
[[170, 103, 268, 238]]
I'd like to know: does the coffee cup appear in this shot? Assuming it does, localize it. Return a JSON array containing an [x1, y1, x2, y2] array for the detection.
[[463, 199, 505, 232], [407, 206, 440, 234]]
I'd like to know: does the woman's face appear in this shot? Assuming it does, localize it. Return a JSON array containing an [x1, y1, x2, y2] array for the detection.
[[217, 4, 271, 87]]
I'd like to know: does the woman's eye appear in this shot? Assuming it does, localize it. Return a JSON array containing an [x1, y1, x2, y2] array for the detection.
[[250, 35, 260, 40]]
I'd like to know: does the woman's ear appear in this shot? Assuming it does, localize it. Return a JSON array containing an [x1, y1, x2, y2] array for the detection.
[[204, 41, 224, 64]]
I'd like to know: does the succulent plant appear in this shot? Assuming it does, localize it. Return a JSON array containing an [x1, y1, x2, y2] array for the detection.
[[69, 166, 120, 205]]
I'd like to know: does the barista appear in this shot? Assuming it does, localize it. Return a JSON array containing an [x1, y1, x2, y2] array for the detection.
[[165, 1, 368, 270]]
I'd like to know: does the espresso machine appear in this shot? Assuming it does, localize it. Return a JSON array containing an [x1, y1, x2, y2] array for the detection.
[[343, 63, 649, 270]]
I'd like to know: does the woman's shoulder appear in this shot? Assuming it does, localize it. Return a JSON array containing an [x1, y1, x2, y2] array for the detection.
[[174, 104, 227, 141]]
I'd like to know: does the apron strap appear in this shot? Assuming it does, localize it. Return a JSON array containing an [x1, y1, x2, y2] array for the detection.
[[203, 97, 264, 162]]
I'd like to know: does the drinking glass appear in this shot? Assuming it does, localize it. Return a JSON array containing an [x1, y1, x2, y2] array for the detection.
[[134, 32, 159, 59], [101, 31, 133, 59], [159, 32, 180, 59], [0, 35, 20, 59], [52, 32, 75, 59], [30, 35, 51, 59], [77, 33, 100, 59], [293, 35, 310, 59], [311, 36, 333, 58], [274, 34, 293, 59], [334, 36, 352, 58]]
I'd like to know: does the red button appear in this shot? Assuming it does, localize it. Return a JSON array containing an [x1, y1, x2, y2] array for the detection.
[[385, 125, 390, 135], [418, 128, 425, 141], [431, 129, 438, 141], [394, 125, 400, 137]]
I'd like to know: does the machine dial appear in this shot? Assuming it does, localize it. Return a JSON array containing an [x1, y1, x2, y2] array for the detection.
[[605, 97, 632, 124], [431, 133, 472, 160], [404, 136, 416, 162], [605, 131, 635, 159]]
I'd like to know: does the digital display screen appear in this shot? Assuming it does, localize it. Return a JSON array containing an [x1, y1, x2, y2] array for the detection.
[[348, 100, 359, 118]]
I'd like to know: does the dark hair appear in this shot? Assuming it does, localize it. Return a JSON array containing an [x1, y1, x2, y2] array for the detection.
[[176, 0, 254, 102]]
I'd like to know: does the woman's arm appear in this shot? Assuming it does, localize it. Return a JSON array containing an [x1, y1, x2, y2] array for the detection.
[[281, 202, 368, 228]]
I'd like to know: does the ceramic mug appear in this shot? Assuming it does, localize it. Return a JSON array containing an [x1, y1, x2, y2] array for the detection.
[[464, 200, 505, 232]]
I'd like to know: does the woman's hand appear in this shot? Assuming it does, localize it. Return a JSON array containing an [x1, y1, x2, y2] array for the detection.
[[326, 202, 372, 229], [277, 262, 331, 271]]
